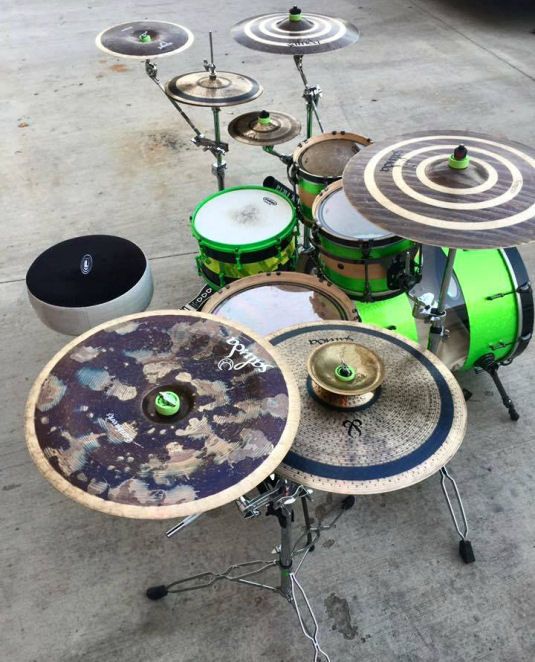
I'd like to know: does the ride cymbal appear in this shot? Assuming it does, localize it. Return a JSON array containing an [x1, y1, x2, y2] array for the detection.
[[165, 71, 263, 107], [96, 21, 194, 60], [228, 110, 301, 146], [231, 6, 359, 55], [25, 311, 300, 519], [267, 321, 467, 494], [342, 130, 535, 249]]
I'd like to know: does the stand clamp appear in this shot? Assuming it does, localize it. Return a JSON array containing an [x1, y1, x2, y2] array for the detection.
[[263, 145, 293, 166]]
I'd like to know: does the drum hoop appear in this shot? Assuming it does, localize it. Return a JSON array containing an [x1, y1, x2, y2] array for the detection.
[[292, 131, 372, 180], [203, 271, 358, 320], [191, 186, 296, 252]]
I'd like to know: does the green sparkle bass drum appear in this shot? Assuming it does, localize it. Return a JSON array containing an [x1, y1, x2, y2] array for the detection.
[[191, 186, 298, 289], [357, 246, 533, 371]]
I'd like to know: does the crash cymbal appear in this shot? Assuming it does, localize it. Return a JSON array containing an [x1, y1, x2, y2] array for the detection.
[[165, 71, 263, 107], [267, 322, 466, 494], [342, 130, 535, 249], [228, 110, 301, 146], [25, 311, 300, 519], [96, 21, 194, 60], [231, 6, 359, 55]]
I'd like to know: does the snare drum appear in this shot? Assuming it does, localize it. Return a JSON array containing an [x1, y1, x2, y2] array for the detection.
[[191, 186, 297, 289], [357, 246, 533, 371], [292, 131, 372, 226], [202, 271, 357, 335], [313, 181, 419, 301]]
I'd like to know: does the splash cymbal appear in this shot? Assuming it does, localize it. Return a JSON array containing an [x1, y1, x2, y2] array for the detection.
[[231, 6, 359, 55], [25, 311, 300, 519], [165, 71, 263, 107], [267, 321, 467, 495], [342, 130, 535, 249], [96, 21, 194, 60], [228, 110, 301, 145]]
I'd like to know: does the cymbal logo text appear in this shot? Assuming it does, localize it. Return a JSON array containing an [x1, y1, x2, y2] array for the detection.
[[217, 337, 271, 372]]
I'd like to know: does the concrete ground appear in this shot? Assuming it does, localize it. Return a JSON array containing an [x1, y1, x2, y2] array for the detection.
[[2, 1, 535, 660]]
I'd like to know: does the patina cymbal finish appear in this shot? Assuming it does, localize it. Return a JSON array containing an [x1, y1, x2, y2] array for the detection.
[[96, 21, 194, 60], [228, 110, 301, 145]]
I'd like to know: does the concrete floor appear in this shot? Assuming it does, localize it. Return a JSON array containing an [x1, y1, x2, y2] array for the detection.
[[2, 1, 535, 660]]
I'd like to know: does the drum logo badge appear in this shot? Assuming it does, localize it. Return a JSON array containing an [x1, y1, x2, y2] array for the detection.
[[217, 337, 271, 373], [262, 197, 278, 206]]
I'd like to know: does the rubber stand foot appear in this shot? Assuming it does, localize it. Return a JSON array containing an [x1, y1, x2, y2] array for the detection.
[[342, 496, 356, 510], [462, 388, 473, 402], [509, 406, 520, 422], [459, 540, 475, 564], [146, 585, 169, 600]]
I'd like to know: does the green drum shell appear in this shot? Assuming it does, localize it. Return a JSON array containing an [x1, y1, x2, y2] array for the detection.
[[313, 180, 418, 301], [191, 186, 298, 289], [292, 131, 372, 226], [355, 247, 533, 371]]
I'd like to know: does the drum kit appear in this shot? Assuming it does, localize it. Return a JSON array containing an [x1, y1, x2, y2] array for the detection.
[[23, 6, 535, 662]]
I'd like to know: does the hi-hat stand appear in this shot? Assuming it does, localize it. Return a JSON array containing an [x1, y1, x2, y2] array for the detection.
[[293, 55, 324, 139], [144, 32, 229, 191], [146, 477, 355, 662]]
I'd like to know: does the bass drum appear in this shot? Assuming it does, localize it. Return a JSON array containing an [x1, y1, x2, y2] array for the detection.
[[202, 272, 357, 336], [357, 246, 533, 371], [292, 131, 372, 226], [191, 186, 297, 289]]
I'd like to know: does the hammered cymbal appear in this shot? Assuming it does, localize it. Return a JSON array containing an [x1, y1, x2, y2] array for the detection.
[[96, 21, 194, 60], [165, 71, 263, 107], [228, 110, 301, 146], [342, 130, 535, 249], [232, 7, 359, 55], [267, 322, 467, 495], [25, 311, 300, 520]]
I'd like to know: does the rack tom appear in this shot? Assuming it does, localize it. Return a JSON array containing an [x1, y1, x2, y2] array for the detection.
[[202, 271, 357, 335], [191, 186, 298, 289], [292, 131, 371, 226], [313, 181, 419, 301]]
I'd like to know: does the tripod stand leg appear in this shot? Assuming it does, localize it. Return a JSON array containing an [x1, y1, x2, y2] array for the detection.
[[439, 467, 475, 564], [301, 496, 315, 552], [476, 354, 519, 421]]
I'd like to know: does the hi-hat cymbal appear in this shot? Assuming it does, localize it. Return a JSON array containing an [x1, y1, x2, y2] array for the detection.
[[228, 110, 301, 145], [267, 322, 467, 494], [96, 21, 194, 60], [165, 71, 263, 107], [342, 130, 535, 249], [231, 7, 359, 55], [25, 311, 300, 519]]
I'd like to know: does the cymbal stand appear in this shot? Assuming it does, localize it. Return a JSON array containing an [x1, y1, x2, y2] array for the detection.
[[144, 55, 229, 191], [204, 32, 228, 190], [293, 55, 324, 138], [146, 478, 355, 661], [439, 466, 475, 563]]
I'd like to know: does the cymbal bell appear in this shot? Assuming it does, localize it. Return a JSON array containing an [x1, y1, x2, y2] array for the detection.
[[165, 71, 263, 107], [307, 341, 384, 396], [228, 110, 301, 145], [96, 21, 194, 60]]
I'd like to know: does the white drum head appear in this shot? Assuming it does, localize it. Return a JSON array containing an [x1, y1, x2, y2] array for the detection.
[[193, 188, 294, 246], [316, 187, 394, 241]]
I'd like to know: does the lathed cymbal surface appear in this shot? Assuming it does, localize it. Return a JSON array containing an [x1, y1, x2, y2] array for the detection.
[[228, 110, 301, 145], [342, 130, 535, 249], [96, 21, 194, 60], [165, 71, 263, 107], [232, 10, 359, 55], [268, 322, 466, 494], [25, 311, 300, 519]]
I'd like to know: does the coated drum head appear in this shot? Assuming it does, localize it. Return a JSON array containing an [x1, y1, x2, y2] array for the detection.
[[268, 321, 467, 494], [25, 311, 300, 519], [295, 133, 368, 178], [192, 187, 295, 247], [314, 181, 393, 241], [203, 272, 357, 334], [96, 21, 194, 60]]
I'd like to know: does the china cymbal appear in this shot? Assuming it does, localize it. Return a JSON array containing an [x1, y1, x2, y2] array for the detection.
[[25, 311, 300, 519], [165, 71, 263, 107], [96, 21, 194, 60], [267, 322, 466, 494], [231, 6, 359, 56], [342, 130, 535, 249], [228, 110, 301, 146]]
